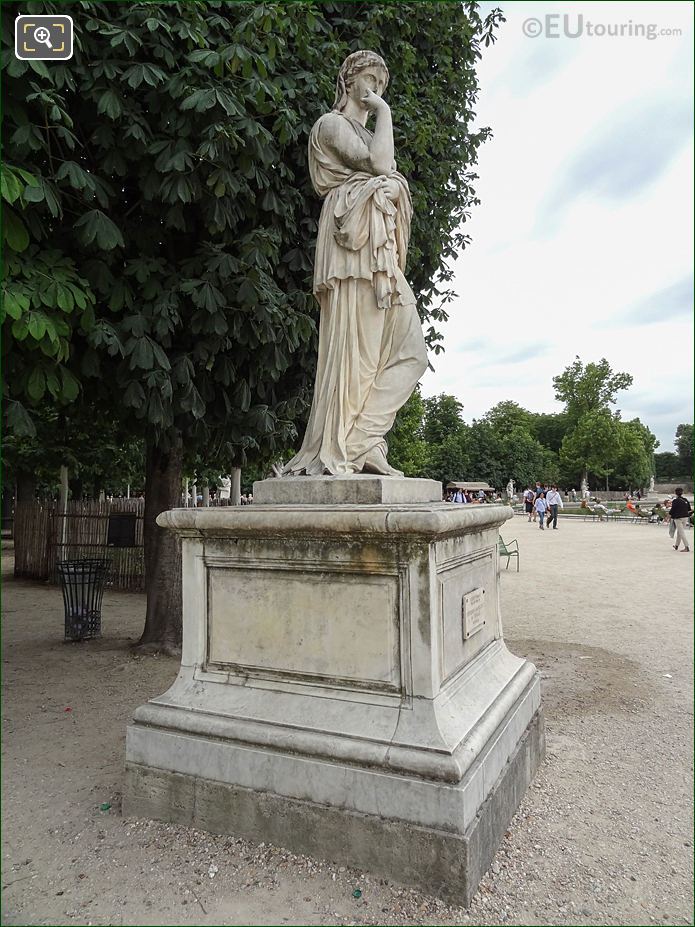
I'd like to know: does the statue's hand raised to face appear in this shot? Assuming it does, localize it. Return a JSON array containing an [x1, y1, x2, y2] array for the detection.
[[360, 88, 390, 113]]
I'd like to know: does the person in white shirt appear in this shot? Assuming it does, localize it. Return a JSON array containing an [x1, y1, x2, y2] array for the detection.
[[523, 486, 535, 521], [545, 485, 564, 529]]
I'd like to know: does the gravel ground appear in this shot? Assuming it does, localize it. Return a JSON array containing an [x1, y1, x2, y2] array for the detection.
[[2, 517, 693, 926]]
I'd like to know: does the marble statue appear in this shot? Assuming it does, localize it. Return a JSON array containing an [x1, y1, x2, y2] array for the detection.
[[506, 479, 515, 500], [283, 50, 428, 478], [581, 476, 589, 499], [649, 475, 655, 493], [218, 476, 231, 501]]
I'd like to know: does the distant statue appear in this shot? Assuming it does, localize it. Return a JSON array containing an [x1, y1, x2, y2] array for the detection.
[[581, 477, 589, 499], [218, 476, 231, 501], [506, 479, 515, 500], [283, 50, 428, 478], [649, 475, 655, 493]]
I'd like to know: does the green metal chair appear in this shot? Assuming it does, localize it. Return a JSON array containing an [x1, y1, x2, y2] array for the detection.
[[498, 535, 519, 572]]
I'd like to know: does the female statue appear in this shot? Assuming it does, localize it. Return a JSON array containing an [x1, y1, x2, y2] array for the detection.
[[283, 51, 428, 477]]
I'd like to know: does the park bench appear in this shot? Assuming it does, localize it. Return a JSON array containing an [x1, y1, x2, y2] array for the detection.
[[498, 535, 519, 572]]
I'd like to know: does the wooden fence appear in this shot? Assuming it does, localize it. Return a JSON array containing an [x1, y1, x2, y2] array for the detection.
[[13, 499, 145, 592]]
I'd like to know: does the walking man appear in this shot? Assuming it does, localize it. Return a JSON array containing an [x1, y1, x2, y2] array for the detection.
[[545, 484, 564, 529], [670, 487, 692, 552], [534, 491, 548, 530]]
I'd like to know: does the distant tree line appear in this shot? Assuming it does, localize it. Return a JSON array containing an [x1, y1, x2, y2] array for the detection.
[[386, 356, 670, 492], [654, 424, 693, 482]]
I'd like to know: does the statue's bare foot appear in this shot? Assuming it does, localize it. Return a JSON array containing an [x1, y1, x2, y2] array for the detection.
[[362, 447, 404, 478]]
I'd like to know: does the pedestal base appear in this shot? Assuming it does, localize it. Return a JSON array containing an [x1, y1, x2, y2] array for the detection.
[[125, 708, 543, 905], [125, 495, 544, 904]]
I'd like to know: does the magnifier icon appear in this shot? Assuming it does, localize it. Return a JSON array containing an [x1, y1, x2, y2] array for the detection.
[[33, 26, 53, 49]]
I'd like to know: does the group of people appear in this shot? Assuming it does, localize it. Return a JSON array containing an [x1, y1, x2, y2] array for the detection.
[[446, 488, 500, 504], [183, 491, 254, 506], [522, 483, 564, 530], [541, 484, 692, 552]]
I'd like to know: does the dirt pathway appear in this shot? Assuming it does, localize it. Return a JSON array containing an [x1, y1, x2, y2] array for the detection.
[[2, 518, 693, 926]]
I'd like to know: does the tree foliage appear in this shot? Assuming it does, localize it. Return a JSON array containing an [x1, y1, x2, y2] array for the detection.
[[553, 356, 633, 424], [531, 411, 569, 453], [655, 423, 693, 481], [4, 402, 144, 499], [553, 356, 647, 488], [654, 452, 681, 481], [4, 0, 502, 645], [385, 386, 429, 477], [675, 424, 693, 477], [3, 0, 502, 450], [612, 419, 656, 489], [559, 409, 622, 483]]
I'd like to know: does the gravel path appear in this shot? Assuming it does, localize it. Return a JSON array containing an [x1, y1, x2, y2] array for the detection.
[[2, 517, 693, 926]]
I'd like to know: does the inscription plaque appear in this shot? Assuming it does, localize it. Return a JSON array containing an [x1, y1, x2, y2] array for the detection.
[[462, 587, 486, 640]]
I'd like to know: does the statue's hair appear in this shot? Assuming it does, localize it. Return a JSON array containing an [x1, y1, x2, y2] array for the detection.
[[332, 50, 389, 111]]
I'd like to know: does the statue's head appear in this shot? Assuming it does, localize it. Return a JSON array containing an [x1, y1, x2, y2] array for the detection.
[[333, 50, 389, 112]]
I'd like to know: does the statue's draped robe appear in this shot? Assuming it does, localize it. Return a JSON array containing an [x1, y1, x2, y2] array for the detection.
[[284, 112, 428, 476]]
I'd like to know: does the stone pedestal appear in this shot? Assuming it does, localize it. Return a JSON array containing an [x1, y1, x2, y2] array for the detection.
[[124, 478, 544, 904]]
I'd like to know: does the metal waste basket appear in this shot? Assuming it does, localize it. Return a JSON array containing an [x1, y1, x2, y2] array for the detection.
[[57, 558, 110, 641]]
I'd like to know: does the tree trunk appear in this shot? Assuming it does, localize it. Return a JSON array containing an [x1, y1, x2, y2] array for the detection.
[[231, 467, 241, 506], [15, 471, 36, 503], [139, 432, 183, 653], [202, 486, 210, 507], [1, 489, 14, 533]]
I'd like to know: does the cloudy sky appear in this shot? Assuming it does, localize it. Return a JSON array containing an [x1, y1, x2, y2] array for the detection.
[[419, 1, 694, 451]]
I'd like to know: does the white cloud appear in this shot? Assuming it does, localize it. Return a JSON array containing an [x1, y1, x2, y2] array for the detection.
[[420, 1, 694, 449]]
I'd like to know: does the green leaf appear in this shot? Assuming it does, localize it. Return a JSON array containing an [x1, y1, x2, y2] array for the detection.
[[3, 208, 30, 251], [1, 167, 22, 204], [237, 278, 257, 304], [60, 367, 80, 401], [5, 400, 37, 437], [27, 312, 47, 341], [150, 340, 171, 371], [148, 388, 164, 424], [130, 336, 154, 370], [27, 367, 46, 401], [180, 88, 217, 112], [122, 64, 146, 88], [45, 371, 61, 397], [74, 210, 125, 250], [16, 168, 39, 186], [2, 287, 28, 320], [97, 90, 122, 120], [236, 379, 251, 412], [28, 60, 50, 79], [123, 380, 146, 408], [56, 284, 75, 312], [21, 182, 45, 203], [55, 161, 96, 192], [11, 316, 29, 340]]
